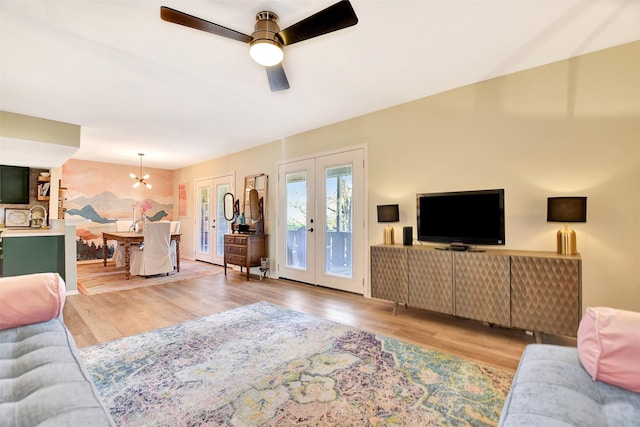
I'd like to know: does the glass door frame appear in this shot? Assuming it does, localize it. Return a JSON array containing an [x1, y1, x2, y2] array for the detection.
[[212, 174, 234, 265], [194, 173, 234, 264], [276, 146, 367, 294]]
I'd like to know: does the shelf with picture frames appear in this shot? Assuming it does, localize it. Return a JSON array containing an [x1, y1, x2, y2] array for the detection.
[[57, 179, 68, 220], [37, 174, 51, 201]]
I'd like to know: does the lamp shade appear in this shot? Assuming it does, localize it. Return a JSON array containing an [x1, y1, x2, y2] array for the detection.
[[547, 197, 587, 222], [249, 40, 283, 66], [377, 204, 399, 223]]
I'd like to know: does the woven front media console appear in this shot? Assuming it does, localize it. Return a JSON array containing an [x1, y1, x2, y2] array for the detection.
[[371, 244, 581, 337]]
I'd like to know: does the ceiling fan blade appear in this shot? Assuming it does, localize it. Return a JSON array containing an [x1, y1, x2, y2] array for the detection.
[[277, 1, 358, 46], [160, 6, 252, 43], [266, 64, 290, 92]]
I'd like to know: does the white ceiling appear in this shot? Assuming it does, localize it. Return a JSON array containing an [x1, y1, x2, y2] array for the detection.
[[1, 0, 638, 170]]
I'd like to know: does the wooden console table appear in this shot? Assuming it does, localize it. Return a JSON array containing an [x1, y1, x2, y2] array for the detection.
[[224, 233, 267, 280], [371, 244, 581, 337]]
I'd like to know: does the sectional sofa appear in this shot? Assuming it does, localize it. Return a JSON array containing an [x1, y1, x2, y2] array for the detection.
[[0, 273, 115, 426], [500, 307, 640, 426]]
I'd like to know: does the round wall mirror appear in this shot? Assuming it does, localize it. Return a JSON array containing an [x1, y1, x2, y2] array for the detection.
[[223, 192, 236, 221], [249, 189, 261, 221]]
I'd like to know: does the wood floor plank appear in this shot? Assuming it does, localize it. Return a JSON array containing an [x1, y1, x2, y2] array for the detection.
[[65, 266, 541, 371]]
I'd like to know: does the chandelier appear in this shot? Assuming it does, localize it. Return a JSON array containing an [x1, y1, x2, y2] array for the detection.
[[130, 153, 152, 189]]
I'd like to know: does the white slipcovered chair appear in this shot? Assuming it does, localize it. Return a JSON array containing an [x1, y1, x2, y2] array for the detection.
[[129, 221, 173, 277], [169, 220, 181, 268], [114, 219, 134, 268]]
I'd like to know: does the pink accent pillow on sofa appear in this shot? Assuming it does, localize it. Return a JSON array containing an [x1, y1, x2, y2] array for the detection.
[[577, 306, 640, 393], [0, 273, 66, 330]]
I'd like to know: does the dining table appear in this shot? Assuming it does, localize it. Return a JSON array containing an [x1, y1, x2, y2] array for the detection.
[[102, 231, 181, 280]]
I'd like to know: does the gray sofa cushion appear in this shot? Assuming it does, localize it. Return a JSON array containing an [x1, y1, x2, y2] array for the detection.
[[0, 318, 115, 426], [499, 344, 640, 427]]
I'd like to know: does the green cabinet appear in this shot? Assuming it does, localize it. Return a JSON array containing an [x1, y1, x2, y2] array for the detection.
[[0, 165, 30, 204], [1, 235, 65, 280]]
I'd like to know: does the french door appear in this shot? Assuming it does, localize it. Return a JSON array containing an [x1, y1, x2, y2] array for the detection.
[[277, 148, 365, 294], [195, 174, 234, 265]]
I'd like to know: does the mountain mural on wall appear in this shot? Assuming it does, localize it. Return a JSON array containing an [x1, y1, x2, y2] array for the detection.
[[66, 205, 113, 224], [68, 191, 172, 219], [66, 191, 174, 261], [67, 205, 170, 223], [61, 159, 175, 261]]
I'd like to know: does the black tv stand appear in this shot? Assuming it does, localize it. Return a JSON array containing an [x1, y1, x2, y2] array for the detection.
[[437, 243, 469, 251], [435, 244, 486, 252], [451, 243, 468, 251]]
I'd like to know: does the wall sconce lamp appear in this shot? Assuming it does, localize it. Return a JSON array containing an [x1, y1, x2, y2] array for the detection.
[[377, 204, 399, 244], [547, 197, 587, 255]]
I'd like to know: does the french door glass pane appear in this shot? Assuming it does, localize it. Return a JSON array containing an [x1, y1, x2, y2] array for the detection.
[[216, 184, 230, 257], [286, 171, 307, 269], [324, 165, 353, 278], [199, 187, 210, 254]]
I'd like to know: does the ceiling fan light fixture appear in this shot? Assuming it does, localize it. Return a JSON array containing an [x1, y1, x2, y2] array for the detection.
[[160, 2, 359, 91], [249, 11, 283, 67], [250, 40, 283, 66]]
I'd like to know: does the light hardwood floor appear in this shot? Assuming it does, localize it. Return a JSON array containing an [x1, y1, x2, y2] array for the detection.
[[65, 264, 549, 372]]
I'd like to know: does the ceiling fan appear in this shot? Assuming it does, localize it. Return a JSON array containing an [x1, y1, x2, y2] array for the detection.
[[160, 1, 358, 92]]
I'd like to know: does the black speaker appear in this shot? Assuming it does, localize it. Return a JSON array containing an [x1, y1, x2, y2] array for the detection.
[[403, 226, 413, 246]]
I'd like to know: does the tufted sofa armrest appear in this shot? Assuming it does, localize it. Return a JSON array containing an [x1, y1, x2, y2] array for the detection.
[[0, 272, 115, 426], [499, 344, 640, 427], [0, 317, 115, 426]]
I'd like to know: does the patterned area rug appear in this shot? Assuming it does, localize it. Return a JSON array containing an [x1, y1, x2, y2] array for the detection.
[[80, 302, 512, 426], [77, 259, 223, 295]]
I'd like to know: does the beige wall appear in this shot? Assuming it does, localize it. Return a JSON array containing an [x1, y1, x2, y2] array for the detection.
[[0, 110, 80, 147], [0, 111, 81, 168], [175, 41, 640, 312]]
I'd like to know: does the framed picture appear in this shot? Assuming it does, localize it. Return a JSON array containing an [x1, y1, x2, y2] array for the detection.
[[178, 182, 188, 218], [5, 208, 30, 227]]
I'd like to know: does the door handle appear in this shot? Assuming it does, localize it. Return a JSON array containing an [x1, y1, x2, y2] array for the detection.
[[308, 227, 314, 232]]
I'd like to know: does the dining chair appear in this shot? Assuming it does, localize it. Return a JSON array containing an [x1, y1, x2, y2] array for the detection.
[[129, 221, 173, 277], [169, 221, 181, 268], [113, 219, 134, 267]]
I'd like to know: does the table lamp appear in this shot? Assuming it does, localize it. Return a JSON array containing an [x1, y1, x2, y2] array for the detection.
[[377, 204, 399, 244], [547, 197, 587, 255]]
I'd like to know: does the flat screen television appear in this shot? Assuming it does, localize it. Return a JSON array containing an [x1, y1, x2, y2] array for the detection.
[[417, 189, 505, 247]]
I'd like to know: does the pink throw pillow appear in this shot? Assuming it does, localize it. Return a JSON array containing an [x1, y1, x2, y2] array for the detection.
[[577, 306, 640, 392], [0, 273, 66, 330]]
